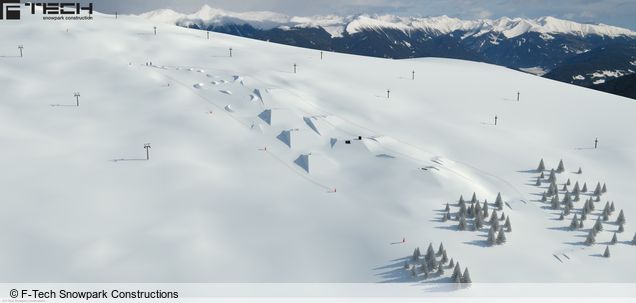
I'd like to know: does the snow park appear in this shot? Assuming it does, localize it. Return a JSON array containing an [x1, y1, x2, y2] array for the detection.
[[0, 1, 635, 301]]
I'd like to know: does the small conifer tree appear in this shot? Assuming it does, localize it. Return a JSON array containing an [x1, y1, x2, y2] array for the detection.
[[557, 159, 565, 173]]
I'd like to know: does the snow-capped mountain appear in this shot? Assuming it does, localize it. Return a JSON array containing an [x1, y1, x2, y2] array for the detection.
[[140, 6, 636, 100], [2, 7, 636, 286], [141, 5, 636, 39]]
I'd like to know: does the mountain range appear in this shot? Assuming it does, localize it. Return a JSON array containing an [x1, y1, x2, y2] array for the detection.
[[141, 6, 636, 100]]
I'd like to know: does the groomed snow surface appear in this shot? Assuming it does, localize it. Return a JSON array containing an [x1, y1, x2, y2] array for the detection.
[[1, 10, 635, 283]]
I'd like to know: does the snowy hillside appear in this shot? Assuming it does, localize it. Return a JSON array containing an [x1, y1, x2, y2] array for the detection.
[[1, 9, 636, 283], [141, 5, 636, 39]]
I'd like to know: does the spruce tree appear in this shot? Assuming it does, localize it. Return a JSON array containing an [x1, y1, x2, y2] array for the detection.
[[559, 212, 564, 220], [611, 232, 618, 245], [412, 248, 420, 261], [601, 183, 607, 193], [446, 211, 451, 221], [495, 193, 504, 210], [548, 169, 556, 183], [441, 250, 449, 264], [618, 223, 624, 233], [500, 212, 506, 221], [505, 216, 512, 232], [471, 192, 477, 204], [474, 214, 484, 229], [602, 209, 609, 222], [535, 177, 541, 186], [610, 202, 616, 212], [496, 227, 507, 244], [537, 159, 546, 171], [557, 159, 565, 173], [426, 244, 435, 261], [436, 264, 444, 275], [459, 195, 465, 205], [573, 182, 580, 194], [410, 266, 417, 277], [585, 229, 596, 245], [581, 211, 587, 221], [562, 183, 568, 191], [617, 210, 626, 225], [579, 219, 584, 229], [551, 197, 560, 210], [541, 192, 547, 202], [577, 167, 582, 174], [570, 215, 579, 230], [448, 258, 455, 268], [452, 263, 462, 281], [462, 268, 472, 283], [487, 226, 497, 246], [442, 212, 449, 222], [593, 182, 602, 196], [437, 243, 445, 256], [458, 215, 467, 231], [603, 246, 610, 258], [445, 203, 450, 212], [483, 200, 489, 218], [566, 178, 571, 186], [594, 217, 604, 232], [540, 171, 545, 178], [582, 182, 588, 193]]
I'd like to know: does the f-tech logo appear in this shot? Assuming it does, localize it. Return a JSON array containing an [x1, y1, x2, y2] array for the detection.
[[0, 0, 20, 20], [1, 1, 93, 20]]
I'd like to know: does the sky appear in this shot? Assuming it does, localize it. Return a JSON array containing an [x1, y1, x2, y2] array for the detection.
[[84, 0, 636, 30]]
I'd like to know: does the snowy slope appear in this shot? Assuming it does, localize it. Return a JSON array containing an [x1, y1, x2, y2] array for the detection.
[[1, 9, 636, 283], [140, 5, 636, 39]]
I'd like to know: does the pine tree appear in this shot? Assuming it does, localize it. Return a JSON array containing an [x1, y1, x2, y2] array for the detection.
[[442, 212, 449, 222], [602, 209, 609, 222], [537, 159, 546, 171], [448, 258, 455, 268], [471, 192, 477, 204], [437, 243, 445, 256], [551, 197, 560, 210], [446, 211, 451, 221], [579, 219, 584, 229], [611, 232, 618, 245], [458, 216, 467, 231], [451, 263, 462, 281], [505, 216, 512, 232], [421, 260, 429, 274], [540, 171, 545, 178], [566, 178, 571, 186], [436, 263, 444, 275], [585, 229, 596, 245], [496, 227, 507, 244], [603, 246, 610, 258], [581, 211, 587, 221], [601, 183, 607, 193], [459, 195, 465, 205], [594, 217, 603, 232], [487, 226, 497, 246], [557, 159, 565, 173], [483, 200, 489, 218], [548, 169, 556, 183], [462, 268, 472, 283], [610, 202, 616, 212], [495, 193, 504, 210], [573, 182, 580, 194], [570, 214, 579, 230], [426, 244, 435, 261], [490, 212, 500, 230], [412, 248, 420, 261], [535, 177, 541, 186], [617, 210, 626, 225], [582, 182, 588, 193], [593, 182, 602, 196], [445, 203, 450, 212], [577, 167, 582, 174], [474, 214, 484, 229], [441, 250, 449, 264], [618, 223, 624, 233], [500, 212, 506, 221]]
